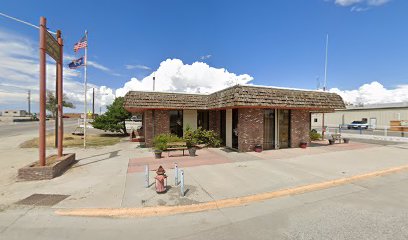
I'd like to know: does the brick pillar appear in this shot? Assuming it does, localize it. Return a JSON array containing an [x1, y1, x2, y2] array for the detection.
[[237, 108, 264, 152], [144, 110, 154, 147], [144, 110, 170, 147], [290, 110, 311, 148], [209, 110, 220, 134], [155, 110, 170, 135]]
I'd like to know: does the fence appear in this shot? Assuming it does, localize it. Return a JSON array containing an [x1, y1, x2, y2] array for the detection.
[[312, 124, 408, 142]]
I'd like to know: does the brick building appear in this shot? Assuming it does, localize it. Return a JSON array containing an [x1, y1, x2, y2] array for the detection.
[[124, 85, 345, 152]]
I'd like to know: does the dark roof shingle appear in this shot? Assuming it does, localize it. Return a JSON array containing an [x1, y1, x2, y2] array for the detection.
[[124, 85, 345, 111]]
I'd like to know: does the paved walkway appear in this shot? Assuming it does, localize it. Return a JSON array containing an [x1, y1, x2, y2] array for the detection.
[[127, 148, 232, 173], [1, 134, 408, 212]]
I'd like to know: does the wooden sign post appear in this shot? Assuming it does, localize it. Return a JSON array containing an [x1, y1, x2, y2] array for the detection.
[[38, 16, 64, 166]]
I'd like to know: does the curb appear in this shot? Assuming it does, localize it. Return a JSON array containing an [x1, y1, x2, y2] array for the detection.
[[55, 164, 408, 218]]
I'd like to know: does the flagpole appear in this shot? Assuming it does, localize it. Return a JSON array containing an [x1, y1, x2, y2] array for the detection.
[[83, 30, 88, 148], [322, 34, 329, 140]]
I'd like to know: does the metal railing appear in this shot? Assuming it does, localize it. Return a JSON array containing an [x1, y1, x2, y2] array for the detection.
[[312, 124, 408, 141]]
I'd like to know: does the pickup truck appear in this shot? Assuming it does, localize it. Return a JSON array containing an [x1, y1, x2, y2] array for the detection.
[[347, 121, 369, 129]]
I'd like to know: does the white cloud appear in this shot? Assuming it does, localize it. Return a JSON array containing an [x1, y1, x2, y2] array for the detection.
[[0, 29, 116, 113], [200, 54, 212, 60], [329, 81, 408, 105], [335, 0, 363, 6], [367, 0, 391, 6], [351, 6, 369, 11], [116, 58, 253, 97], [331, 0, 391, 10], [87, 60, 110, 72], [125, 64, 151, 70]]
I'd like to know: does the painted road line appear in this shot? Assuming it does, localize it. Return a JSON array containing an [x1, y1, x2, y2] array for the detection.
[[55, 164, 408, 218]]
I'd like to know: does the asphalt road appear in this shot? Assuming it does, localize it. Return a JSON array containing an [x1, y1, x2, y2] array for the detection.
[[0, 119, 78, 137]]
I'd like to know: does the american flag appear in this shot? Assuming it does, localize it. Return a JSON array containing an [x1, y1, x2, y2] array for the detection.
[[74, 35, 87, 52]]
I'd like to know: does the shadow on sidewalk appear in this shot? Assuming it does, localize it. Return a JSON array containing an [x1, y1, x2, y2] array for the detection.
[[72, 150, 120, 168]]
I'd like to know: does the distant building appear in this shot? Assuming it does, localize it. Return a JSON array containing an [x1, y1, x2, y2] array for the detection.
[[1, 110, 29, 117], [311, 102, 408, 129]]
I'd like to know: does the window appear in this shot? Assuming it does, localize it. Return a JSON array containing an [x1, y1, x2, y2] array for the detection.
[[197, 110, 209, 130], [314, 118, 318, 123], [169, 110, 183, 137]]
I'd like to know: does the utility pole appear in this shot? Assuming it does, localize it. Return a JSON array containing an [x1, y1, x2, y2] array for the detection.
[[323, 34, 329, 91], [27, 90, 31, 115]]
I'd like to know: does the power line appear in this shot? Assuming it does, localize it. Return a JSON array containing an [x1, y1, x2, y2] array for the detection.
[[0, 12, 56, 34]]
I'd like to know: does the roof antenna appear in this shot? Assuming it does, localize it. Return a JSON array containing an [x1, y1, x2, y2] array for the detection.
[[152, 72, 156, 91]]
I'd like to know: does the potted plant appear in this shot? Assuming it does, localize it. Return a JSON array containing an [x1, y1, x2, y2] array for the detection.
[[299, 141, 308, 148], [187, 144, 197, 157], [254, 144, 262, 152], [153, 135, 168, 159], [153, 149, 163, 159], [184, 126, 197, 157]]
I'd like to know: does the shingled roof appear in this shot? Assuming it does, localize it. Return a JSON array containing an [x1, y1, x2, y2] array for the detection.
[[124, 85, 345, 112]]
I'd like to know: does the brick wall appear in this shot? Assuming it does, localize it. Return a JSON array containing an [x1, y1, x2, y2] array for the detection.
[[144, 110, 170, 147], [144, 110, 154, 147], [237, 108, 264, 152], [18, 153, 76, 181], [290, 110, 311, 147], [155, 110, 170, 135]]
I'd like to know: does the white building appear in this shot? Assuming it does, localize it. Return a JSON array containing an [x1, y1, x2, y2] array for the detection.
[[1, 110, 28, 117], [312, 102, 408, 129]]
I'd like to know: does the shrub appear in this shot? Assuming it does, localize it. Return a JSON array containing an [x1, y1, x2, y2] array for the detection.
[[184, 127, 221, 148], [184, 126, 198, 148], [153, 134, 183, 151], [310, 130, 322, 141]]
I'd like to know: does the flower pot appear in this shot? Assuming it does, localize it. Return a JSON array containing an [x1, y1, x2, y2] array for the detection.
[[188, 147, 196, 157], [300, 142, 308, 148], [154, 150, 162, 159], [328, 139, 335, 145], [254, 145, 262, 153], [343, 138, 350, 144]]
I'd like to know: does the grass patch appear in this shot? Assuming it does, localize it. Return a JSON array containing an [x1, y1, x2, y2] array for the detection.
[[20, 134, 123, 148]]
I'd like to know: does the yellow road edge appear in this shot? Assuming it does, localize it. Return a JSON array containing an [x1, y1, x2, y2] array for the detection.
[[55, 164, 408, 218]]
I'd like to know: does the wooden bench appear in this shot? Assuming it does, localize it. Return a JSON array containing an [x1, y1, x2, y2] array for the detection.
[[165, 142, 188, 157]]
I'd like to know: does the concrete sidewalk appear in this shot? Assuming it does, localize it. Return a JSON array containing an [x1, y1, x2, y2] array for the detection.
[[120, 142, 408, 208], [1, 136, 408, 212]]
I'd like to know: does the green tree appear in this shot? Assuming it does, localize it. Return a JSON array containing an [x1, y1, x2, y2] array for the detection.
[[91, 97, 131, 135], [46, 90, 75, 118]]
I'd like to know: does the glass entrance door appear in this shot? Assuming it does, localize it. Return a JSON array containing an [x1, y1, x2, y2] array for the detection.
[[263, 109, 275, 150], [278, 109, 290, 148], [220, 110, 226, 146], [232, 109, 238, 149]]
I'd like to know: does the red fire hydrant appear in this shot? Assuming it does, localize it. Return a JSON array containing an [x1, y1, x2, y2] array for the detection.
[[155, 165, 167, 193]]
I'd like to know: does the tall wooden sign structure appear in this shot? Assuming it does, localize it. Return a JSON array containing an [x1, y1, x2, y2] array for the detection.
[[39, 16, 64, 166]]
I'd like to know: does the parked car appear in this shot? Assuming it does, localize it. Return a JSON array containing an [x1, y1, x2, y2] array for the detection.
[[347, 121, 369, 129]]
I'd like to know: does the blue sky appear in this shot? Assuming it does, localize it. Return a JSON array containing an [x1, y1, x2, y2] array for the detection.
[[0, 0, 407, 111]]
